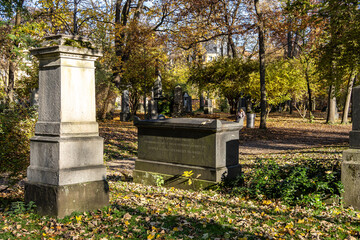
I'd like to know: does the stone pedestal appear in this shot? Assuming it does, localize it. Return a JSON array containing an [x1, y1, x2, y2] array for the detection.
[[342, 86, 360, 210], [25, 35, 109, 218], [133, 118, 243, 189]]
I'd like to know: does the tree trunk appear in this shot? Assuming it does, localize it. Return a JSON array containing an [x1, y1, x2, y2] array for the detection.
[[6, 1, 23, 104], [342, 73, 355, 124], [326, 85, 337, 124], [73, 0, 78, 35], [7, 61, 15, 103], [255, 0, 267, 129], [289, 98, 294, 114], [305, 60, 313, 119]]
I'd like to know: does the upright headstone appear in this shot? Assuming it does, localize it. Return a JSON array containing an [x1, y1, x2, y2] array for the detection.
[[183, 92, 192, 113], [173, 85, 183, 116], [120, 90, 130, 121], [25, 35, 109, 218], [342, 86, 360, 210], [204, 99, 213, 114]]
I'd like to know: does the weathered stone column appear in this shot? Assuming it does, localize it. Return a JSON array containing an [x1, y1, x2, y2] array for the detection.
[[342, 86, 360, 210], [25, 35, 109, 218]]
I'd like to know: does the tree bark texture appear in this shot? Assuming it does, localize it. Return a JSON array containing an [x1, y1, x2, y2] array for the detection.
[[255, 0, 267, 129], [342, 73, 355, 124], [326, 85, 337, 124]]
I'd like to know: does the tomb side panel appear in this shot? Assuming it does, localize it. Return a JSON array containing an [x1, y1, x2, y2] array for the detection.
[[138, 127, 216, 167]]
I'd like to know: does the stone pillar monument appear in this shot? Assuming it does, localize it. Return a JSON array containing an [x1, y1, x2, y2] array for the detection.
[[25, 35, 109, 218], [342, 86, 360, 210]]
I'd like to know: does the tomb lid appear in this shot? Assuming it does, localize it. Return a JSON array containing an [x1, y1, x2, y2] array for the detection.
[[134, 117, 242, 132]]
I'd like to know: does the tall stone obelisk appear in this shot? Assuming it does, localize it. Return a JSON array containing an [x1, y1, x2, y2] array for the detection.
[[25, 35, 109, 218]]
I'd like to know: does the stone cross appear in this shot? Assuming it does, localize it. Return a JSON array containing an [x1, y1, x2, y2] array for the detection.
[[25, 35, 109, 218]]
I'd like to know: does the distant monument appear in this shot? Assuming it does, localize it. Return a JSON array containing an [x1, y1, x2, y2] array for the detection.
[[25, 35, 109, 218], [183, 92, 192, 113]]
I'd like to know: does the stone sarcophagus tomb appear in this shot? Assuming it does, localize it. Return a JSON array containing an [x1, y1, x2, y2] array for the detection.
[[133, 118, 242, 189], [25, 35, 109, 218]]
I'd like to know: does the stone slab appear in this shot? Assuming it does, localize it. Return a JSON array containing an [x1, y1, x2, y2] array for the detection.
[[25, 180, 109, 218]]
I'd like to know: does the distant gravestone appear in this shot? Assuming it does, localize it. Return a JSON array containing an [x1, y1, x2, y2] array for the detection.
[[133, 118, 243, 189], [342, 86, 360, 210], [173, 85, 183, 116], [204, 99, 213, 114], [25, 35, 109, 218], [120, 90, 130, 121], [183, 92, 192, 113], [153, 74, 162, 100]]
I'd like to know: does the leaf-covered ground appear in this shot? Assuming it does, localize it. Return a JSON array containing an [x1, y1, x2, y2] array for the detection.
[[1, 112, 359, 239]]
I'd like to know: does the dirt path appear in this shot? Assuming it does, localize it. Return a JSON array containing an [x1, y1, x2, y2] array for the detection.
[[239, 114, 351, 155]]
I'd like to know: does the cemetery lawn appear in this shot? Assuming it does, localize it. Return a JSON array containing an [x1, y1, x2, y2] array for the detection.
[[1, 112, 360, 239]]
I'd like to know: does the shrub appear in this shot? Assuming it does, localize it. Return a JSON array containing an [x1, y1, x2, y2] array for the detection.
[[0, 105, 37, 181], [228, 159, 342, 206]]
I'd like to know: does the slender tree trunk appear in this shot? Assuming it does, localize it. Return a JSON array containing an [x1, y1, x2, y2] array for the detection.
[[113, 0, 131, 88], [73, 0, 78, 35], [305, 60, 313, 120], [255, 0, 267, 129], [326, 85, 337, 124], [7, 61, 15, 103], [6, 1, 23, 104], [342, 72, 355, 124]]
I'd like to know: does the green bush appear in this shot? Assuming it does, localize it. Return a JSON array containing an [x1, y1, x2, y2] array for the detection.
[[229, 159, 342, 206], [0, 105, 37, 180], [157, 96, 173, 116]]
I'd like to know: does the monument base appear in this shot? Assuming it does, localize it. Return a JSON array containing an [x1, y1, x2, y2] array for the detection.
[[25, 180, 109, 218], [342, 149, 360, 210], [135, 158, 241, 183], [133, 170, 217, 190]]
